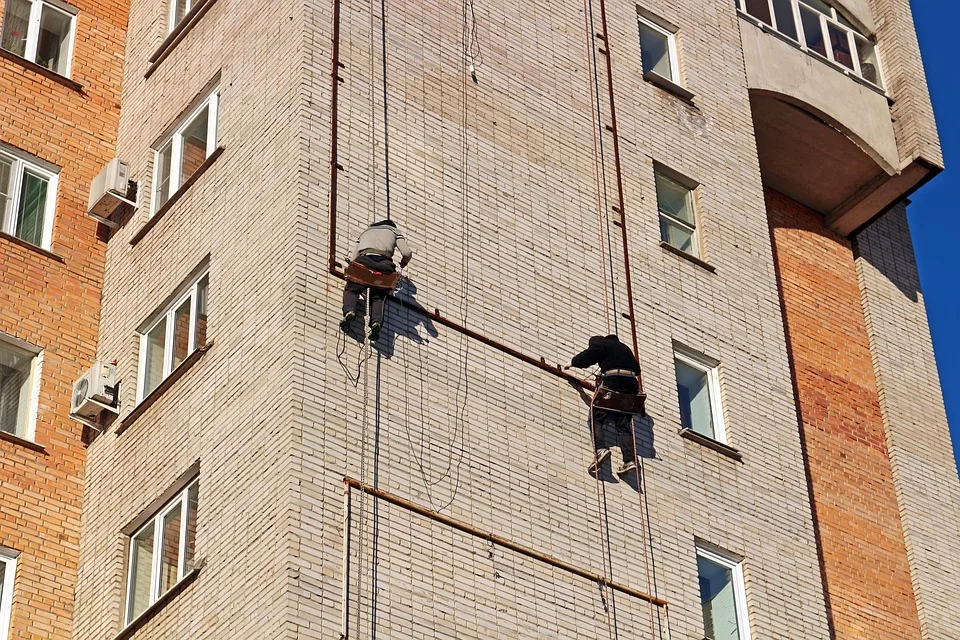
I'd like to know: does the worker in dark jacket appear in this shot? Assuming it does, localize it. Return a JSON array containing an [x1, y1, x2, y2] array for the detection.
[[341, 220, 413, 342], [568, 335, 640, 476]]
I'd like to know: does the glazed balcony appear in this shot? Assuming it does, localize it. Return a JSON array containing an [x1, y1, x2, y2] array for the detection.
[[737, 0, 941, 235]]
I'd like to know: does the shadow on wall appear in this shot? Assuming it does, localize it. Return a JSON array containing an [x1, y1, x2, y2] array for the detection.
[[342, 278, 439, 358], [853, 206, 921, 304], [766, 188, 920, 303]]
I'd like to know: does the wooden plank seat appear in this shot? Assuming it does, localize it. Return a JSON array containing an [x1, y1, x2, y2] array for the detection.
[[592, 385, 647, 416], [344, 261, 400, 289]]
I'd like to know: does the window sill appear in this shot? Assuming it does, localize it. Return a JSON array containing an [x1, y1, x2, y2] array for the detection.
[[129, 146, 224, 247], [643, 71, 695, 103], [0, 430, 47, 454], [116, 340, 213, 436], [679, 428, 743, 462], [112, 568, 200, 640], [0, 48, 83, 92], [660, 242, 715, 273], [0, 232, 65, 263], [145, 0, 220, 79]]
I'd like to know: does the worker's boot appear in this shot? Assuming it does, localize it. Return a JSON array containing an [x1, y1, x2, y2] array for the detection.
[[588, 448, 611, 473], [616, 460, 637, 476], [339, 311, 356, 331], [368, 322, 382, 343]]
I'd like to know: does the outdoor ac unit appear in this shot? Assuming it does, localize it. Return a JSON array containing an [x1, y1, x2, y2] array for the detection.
[[86, 159, 136, 227], [69, 361, 119, 430]]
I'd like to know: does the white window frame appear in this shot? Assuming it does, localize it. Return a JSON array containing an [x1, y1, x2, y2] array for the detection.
[[135, 271, 209, 403], [150, 88, 220, 217], [696, 545, 752, 640], [0, 549, 17, 640], [674, 348, 726, 443], [0, 146, 58, 250], [1, 0, 77, 77], [637, 15, 680, 84], [0, 333, 42, 442], [735, 0, 883, 88], [124, 479, 198, 626], [655, 167, 700, 257], [167, 0, 194, 33]]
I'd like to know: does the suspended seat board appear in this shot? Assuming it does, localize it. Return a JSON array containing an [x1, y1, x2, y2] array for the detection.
[[344, 261, 400, 289], [592, 383, 647, 416]]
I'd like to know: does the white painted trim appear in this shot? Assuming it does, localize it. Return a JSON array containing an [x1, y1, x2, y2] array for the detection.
[[696, 545, 753, 640], [0, 333, 41, 441], [9, 0, 77, 77], [0, 148, 59, 250], [0, 551, 17, 640], [674, 348, 727, 443]]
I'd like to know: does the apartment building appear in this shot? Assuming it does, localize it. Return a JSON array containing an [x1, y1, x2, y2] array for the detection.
[[69, 0, 960, 639], [0, 0, 128, 638]]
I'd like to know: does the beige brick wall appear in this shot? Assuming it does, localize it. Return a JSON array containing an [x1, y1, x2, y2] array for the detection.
[[856, 205, 960, 640]]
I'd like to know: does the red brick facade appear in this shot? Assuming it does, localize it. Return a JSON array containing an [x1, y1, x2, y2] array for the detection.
[[766, 188, 922, 640], [0, 1, 127, 637]]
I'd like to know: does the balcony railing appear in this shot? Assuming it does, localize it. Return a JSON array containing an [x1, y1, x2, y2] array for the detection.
[[736, 0, 883, 89]]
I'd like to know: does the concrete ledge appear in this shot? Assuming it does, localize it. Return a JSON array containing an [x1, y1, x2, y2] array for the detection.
[[145, 0, 220, 78], [0, 232, 65, 263], [660, 242, 716, 273], [0, 430, 47, 454], [679, 428, 743, 462], [643, 71, 695, 103], [0, 48, 84, 91]]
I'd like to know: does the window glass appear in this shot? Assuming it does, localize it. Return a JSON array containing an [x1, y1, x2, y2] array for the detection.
[[799, 0, 832, 16], [698, 555, 743, 640], [676, 358, 715, 438], [36, 4, 71, 74], [743, 0, 771, 25], [800, 6, 828, 56], [0, 0, 30, 57], [171, 298, 192, 369], [143, 317, 167, 398], [195, 275, 208, 348], [154, 142, 173, 212], [0, 341, 35, 438], [15, 170, 48, 246], [0, 156, 12, 225], [656, 173, 694, 226], [127, 522, 156, 622], [661, 218, 696, 255], [639, 22, 672, 79], [771, 0, 798, 40], [856, 37, 881, 86], [159, 506, 182, 594], [172, 0, 188, 27], [0, 553, 15, 640], [828, 22, 854, 68], [180, 106, 209, 181]]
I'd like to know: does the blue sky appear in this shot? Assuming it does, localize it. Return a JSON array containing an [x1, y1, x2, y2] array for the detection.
[[905, 1, 960, 473]]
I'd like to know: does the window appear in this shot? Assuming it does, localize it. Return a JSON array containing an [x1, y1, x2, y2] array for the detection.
[[697, 545, 752, 640], [168, 0, 190, 33], [674, 348, 725, 442], [655, 168, 699, 258], [137, 272, 209, 402], [0, 0, 76, 76], [0, 147, 58, 249], [637, 15, 679, 83], [125, 479, 198, 625], [151, 89, 219, 215], [736, 0, 882, 87], [0, 550, 16, 640], [0, 335, 39, 440]]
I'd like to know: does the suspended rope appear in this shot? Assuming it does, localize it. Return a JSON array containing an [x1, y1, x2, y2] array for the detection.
[[583, 0, 619, 335]]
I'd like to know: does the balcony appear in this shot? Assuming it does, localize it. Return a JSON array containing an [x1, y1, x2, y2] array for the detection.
[[737, 0, 936, 235]]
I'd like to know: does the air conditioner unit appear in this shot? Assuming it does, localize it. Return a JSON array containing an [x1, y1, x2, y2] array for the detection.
[[69, 361, 119, 430], [86, 159, 136, 228]]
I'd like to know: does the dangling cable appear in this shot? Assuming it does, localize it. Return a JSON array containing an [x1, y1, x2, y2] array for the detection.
[[378, 0, 392, 220]]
